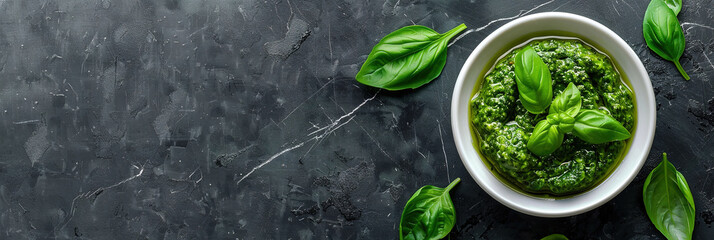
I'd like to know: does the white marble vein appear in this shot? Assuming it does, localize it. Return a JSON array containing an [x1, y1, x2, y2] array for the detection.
[[447, 0, 555, 47], [703, 51, 714, 72], [681, 22, 714, 71], [236, 141, 307, 185], [356, 118, 394, 160], [308, 92, 378, 137], [237, 91, 379, 186], [279, 78, 334, 124], [682, 22, 714, 31], [437, 120, 450, 182], [56, 163, 146, 232]]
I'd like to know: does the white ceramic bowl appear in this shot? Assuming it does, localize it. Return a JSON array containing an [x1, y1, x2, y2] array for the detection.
[[451, 12, 656, 217]]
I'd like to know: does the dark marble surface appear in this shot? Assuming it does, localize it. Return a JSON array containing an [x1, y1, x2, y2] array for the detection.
[[0, 0, 713, 239]]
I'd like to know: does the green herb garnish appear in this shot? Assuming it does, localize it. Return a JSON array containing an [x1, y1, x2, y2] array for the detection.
[[643, 0, 689, 80], [662, 0, 682, 15], [643, 153, 695, 240], [399, 178, 460, 240], [541, 234, 569, 240], [548, 80, 581, 117], [356, 24, 467, 90], [527, 83, 630, 156], [527, 119, 565, 156], [514, 46, 553, 114], [571, 110, 632, 144]]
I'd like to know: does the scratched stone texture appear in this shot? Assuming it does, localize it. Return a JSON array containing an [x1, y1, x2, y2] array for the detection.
[[0, 0, 712, 239]]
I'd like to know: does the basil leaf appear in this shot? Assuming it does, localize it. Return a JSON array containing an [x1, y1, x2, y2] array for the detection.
[[572, 110, 631, 144], [549, 82, 581, 117], [527, 120, 564, 156], [643, 153, 695, 240], [400, 178, 460, 240], [541, 234, 569, 240], [555, 113, 575, 133], [663, 0, 682, 15], [514, 46, 553, 114], [643, 0, 690, 80], [356, 24, 467, 90]]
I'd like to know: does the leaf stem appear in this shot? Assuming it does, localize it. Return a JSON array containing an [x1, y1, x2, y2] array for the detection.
[[444, 178, 461, 192], [674, 60, 690, 80], [442, 24, 467, 42]]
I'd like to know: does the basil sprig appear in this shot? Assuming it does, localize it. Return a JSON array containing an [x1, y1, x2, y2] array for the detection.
[[643, 0, 690, 80], [526, 83, 631, 156], [356, 24, 467, 90], [643, 153, 695, 240], [399, 178, 460, 240], [514, 46, 553, 114]]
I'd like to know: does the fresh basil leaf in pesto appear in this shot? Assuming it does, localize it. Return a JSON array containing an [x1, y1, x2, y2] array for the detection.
[[555, 113, 575, 133], [356, 24, 467, 90], [643, 153, 695, 240], [400, 178, 460, 240], [541, 234, 569, 240], [643, 0, 690, 80], [572, 110, 631, 144], [514, 46, 553, 114], [526, 81, 630, 156], [545, 112, 574, 133], [549, 82, 581, 117], [663, 0, 682, 15], [527, 120, 564, 156]]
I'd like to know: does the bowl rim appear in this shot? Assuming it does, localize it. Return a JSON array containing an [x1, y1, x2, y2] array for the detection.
[[450, 12, 656, 217]]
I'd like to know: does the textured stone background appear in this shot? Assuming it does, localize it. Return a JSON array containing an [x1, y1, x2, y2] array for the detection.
[[0, 0, 712, 239]]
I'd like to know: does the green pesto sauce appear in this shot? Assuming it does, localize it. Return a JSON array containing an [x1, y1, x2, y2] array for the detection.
[[469, 38, 635, 196]]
